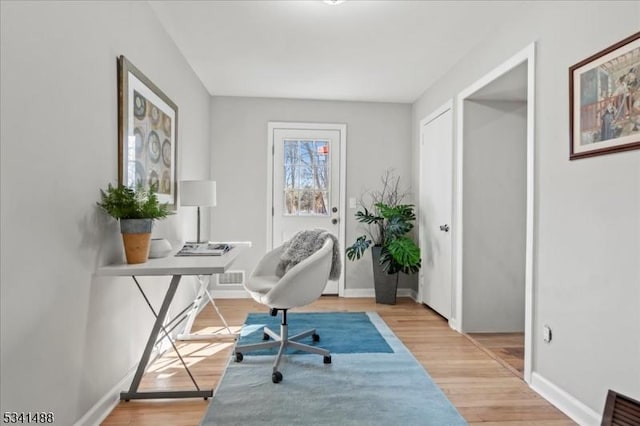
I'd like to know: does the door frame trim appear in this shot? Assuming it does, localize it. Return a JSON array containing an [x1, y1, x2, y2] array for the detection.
[[266, 121, 347, 296], [454, 42, 536, 383], [418, 100, 454, 316]]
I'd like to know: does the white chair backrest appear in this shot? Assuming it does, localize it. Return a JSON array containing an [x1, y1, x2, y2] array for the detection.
[[262, 239, 333, 309]]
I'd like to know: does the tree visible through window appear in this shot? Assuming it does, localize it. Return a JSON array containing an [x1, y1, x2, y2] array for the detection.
[[283, 139, 330, 216]]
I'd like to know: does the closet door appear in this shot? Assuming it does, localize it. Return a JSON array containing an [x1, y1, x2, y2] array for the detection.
[[419, 107, 453, 318]]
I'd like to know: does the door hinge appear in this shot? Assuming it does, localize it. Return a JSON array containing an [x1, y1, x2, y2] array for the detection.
[[272, 206, 274, 216], [272, 144, 275, 155]]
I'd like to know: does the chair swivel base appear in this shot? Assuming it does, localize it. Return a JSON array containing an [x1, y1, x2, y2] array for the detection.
[[234, 322, 331, 383]]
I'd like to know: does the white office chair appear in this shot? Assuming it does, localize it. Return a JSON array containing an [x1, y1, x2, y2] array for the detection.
[[234, 238, 334, 383]]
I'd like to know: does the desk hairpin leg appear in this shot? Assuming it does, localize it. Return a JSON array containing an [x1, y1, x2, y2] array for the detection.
[[177, 274, 238, 341], [121, 275, 213, 401]]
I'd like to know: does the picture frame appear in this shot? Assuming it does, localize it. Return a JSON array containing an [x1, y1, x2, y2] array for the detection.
[[118, 55, 178, 208], [569, 31, 640, 160]]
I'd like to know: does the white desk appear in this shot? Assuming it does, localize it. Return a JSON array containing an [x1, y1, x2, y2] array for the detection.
[[97, 242, 250, 401]]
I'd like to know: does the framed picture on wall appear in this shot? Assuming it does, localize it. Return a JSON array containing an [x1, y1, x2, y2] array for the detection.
[[118, 55, 178, 208], [569, 31, 640, 160]]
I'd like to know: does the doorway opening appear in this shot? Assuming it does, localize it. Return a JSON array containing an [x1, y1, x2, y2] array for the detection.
[[454, 43, 535, 383]]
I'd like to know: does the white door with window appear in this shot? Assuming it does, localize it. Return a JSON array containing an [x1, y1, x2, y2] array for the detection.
[[268, 122, 345, 295], [419, 105, 453, 319]]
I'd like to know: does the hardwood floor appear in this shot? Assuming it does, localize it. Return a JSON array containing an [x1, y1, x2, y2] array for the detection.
[[102, 297, 574, 425], [467, 332, 525, 379]]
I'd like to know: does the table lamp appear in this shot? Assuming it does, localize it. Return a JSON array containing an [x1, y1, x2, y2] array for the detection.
[[180, 180, 217, 244]]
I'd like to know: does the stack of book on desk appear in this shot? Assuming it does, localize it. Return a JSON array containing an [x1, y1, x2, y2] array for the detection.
[[175, 242, 233, 256]]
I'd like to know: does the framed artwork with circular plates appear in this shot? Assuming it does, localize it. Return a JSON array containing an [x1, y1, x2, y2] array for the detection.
[[118, 55, 178, 209]]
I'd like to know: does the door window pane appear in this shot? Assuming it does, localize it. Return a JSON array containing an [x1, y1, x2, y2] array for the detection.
[[314, 191, 328, 214], [314, 166, 328, 190], [299, 189, 314, 214], [282, 139, 330, 216], [315, 141, 329, 165], [284, 190, 298, 215], [284, 140, 298, 164], [299, 166, 314, 189], [284, 164, 295, 190], [299, 140, 313, 165]]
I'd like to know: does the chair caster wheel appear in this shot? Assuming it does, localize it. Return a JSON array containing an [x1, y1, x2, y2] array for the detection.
[[272, 371, 283, 383], [324, 355, 332, 364], [312, 333, 320, 342], [235, 352, 243, 362], [263, 332, 270, 341]]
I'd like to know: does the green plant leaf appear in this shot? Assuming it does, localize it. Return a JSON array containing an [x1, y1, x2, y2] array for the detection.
[[385, 215, 412, 239], [379, 237, 421, 275], [388, 237, 420, 267], [345, 235, 372, 261], [97, 183, 172, 220], [354, 207, 383, 225], [377, 203, 415, 221]]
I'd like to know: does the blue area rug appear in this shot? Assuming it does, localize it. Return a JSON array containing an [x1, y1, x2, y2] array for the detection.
[[201, 312, 467, 426], [238, 311, 393, 355]]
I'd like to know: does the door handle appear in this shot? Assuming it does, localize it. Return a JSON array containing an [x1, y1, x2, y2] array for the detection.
[[439, 224, 450, 232], [332, 218, 338, 225]]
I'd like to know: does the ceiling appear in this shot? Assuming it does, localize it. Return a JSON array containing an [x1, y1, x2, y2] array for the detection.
[[150, 1, 528, 103], [468, 62, 528, 102]]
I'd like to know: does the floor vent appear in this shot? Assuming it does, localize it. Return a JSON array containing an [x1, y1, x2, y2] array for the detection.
[[602, 389, 640, 426], [216, 270, 245, 286]]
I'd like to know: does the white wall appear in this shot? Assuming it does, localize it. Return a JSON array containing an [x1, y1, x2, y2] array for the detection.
[[0, 1, 211, 424], [462, 100, 527, 332], [208, 96, 414, 292], [412, 0, 640, 419]]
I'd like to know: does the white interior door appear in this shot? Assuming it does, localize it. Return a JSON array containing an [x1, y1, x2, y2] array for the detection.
[[419, 106, 453, 319], [270, 125, 343, 294]]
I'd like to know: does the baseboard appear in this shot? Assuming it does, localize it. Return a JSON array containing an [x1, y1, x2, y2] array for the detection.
[[448, 317, 461, 332], [74, 364, 138, 426], [209, 282, 420, 301], [530, 372, 600, 426], [343, 288, 375, 298], [399, 288, 419, 301], [343, 288, 418, 301], [210, 289, 251, 299]]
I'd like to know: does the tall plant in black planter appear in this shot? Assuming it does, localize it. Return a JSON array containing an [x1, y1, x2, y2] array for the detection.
[[345, 172, 421, 304]]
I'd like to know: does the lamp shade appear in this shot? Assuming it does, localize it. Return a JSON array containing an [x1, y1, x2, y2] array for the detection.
[[180, 180, 217, 207]]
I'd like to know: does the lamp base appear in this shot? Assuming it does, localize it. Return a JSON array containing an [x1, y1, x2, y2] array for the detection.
[[185, 241, 211, 246]]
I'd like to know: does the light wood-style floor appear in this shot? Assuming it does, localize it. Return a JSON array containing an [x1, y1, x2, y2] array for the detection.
[[102, 297, 574, 425], [467, 332, 525, 379]]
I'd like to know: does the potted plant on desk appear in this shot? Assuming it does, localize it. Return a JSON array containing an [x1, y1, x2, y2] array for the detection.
[[345, 171, 421, 304], [97, 184, 172, 264]]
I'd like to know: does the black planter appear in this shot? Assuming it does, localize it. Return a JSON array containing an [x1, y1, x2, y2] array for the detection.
[[371, 246, 398, 305]]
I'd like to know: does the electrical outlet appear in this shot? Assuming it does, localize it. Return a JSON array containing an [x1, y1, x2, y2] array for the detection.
[[349, 197, 357, 209], [543, 324, 552, 343]]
